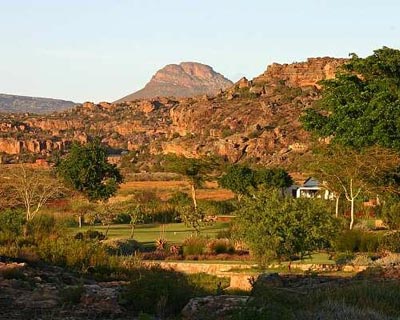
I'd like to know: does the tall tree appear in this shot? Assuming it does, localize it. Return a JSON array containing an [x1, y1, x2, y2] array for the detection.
[[57, 139, 123, 227], [218, 164, 255, 201], [302, 145, 399, 229], [301, 47, 400, 151], [0, 165, 63, 222]]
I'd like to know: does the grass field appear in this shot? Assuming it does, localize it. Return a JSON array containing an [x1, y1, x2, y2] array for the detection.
[[71, 222, 229, 246], [113, 180, 235, 202]]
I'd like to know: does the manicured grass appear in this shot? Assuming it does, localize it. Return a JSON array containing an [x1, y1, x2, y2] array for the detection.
[[71, 222, 229, 246]]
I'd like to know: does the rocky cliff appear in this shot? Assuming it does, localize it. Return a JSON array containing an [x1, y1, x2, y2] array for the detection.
[[0, 57, 347, 167], [116, 62, 233, 102], [0, 94, 76, 114]]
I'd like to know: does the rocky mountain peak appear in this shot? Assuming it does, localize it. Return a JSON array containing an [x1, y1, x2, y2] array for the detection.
[[116, 62, 232, 102]]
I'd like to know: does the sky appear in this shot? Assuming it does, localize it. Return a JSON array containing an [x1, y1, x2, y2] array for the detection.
[[1, 0, 399, 103]]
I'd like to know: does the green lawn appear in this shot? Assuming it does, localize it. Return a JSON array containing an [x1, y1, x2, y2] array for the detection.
[[71, 222, 229, 246]]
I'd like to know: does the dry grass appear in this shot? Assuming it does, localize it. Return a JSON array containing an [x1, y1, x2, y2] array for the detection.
[[115, 180, 234, 202]]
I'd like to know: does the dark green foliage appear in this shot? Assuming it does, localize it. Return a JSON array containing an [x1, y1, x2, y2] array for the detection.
[[74, 229, 106, 241], [59, 285, 85, 305], [182, 236, 207, 256], [198, 199, 237, 216], [121, 268, 228, 317], [27, 214, 64, 240], [235, 191, 339, 263], [219, 165, 293, 200], [57, 138, 123, 202], [333, 230, 382, 253], [219, 164, 255, 198], [254, 168, 293, 189], [301, 47, 400, 151], [0, 209, 25, 236]]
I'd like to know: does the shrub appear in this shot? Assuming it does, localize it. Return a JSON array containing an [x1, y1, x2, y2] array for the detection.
[[381, 200, 400, 229], [182, 236, 207, 256], [59, 285, 85, 305], [379, 231, 400, 253], [27, 214, 63, 240], [74, 230, 106, 241], [104, 239, 141, 256], [120, 267, 195, 317], [207, 238, 235, 254], [333, 230, 381, 253], [0, 209, 25, 236]]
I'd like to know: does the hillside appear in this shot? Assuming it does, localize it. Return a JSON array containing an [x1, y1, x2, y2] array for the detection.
[[116, 62, 233, 102], [0, 57, 346, 167], [0, 94, 76, 114]]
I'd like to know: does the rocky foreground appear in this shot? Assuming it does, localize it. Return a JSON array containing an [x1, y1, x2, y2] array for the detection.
[[1, 256, 400, 320]]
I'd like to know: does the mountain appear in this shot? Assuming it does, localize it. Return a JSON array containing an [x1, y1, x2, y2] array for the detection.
[[0, 93, 76, 114], [116, 62, 233, 102], [0, 57, 346, 167]]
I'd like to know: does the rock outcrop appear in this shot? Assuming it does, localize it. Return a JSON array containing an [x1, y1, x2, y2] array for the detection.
[[181, 295, 249, 320], [0, 57, 347, 167], [116, 62, 233, 101]]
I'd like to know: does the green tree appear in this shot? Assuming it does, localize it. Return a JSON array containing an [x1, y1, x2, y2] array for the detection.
[[163, 154, 213, 212], [254, 168, 293, 192], [235, 190, 339, 265], [57, 139, 123, 202], [57, 139, 123, 230], [218, 164, 255, 201], [301, 47, 400, 150]]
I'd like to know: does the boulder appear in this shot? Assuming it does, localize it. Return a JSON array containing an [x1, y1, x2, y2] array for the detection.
[[181, 295, 249, 320]]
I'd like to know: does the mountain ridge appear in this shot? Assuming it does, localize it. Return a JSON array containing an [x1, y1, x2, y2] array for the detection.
[[0, 93, 76, 114], [116, 62, 233, 102]]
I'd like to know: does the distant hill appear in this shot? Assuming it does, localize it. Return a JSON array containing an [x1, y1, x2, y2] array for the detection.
[[116, 62, 233, 102], [0, 93, 76, 114]]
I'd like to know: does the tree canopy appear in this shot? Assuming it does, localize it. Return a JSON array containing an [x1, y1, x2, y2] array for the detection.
[[56, 139, 123, 202], [235, 190, 339, 264], [301, 47, 400, 151], [219, 164, 293, 199]]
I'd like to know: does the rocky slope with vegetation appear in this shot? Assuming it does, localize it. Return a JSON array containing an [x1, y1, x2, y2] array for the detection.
[[0, 57, 346, 166], [116, 62, 233, 101], [0, 93, 76, 114]]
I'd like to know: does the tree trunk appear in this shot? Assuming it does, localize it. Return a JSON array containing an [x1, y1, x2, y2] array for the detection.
[[191, 184, 197, 211], [350, 198, 355, 230], [78, 214, 83, 228], [130, 225, 135, 239], [105, 224, 110, 237], [335, 195, 340, 218]]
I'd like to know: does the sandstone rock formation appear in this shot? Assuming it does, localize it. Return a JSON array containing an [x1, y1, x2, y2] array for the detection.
[[0, 57, 347, 167], [116, 62, 233, 101]]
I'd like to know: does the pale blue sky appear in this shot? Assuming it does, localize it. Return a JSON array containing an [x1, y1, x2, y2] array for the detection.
[[1, 0, 399, 102]]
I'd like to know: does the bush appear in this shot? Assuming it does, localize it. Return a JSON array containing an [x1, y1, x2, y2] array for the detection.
[[235, 191, 339, 264], [120, 267, 195, 317], [0, 209, 25, 236], [207, 238, 235, 254], [105, 239, 142, 256], [381, 200, 400, 229], [379, 231, 400, 253], [120, 268, 226, 317], [334, 230, 382, 253], [74, 229, 106, 241], [198, 200, 237, 216], [182, 236, 207, 256], [27, 214, 63, 240], [59, 285, 85, 305]]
